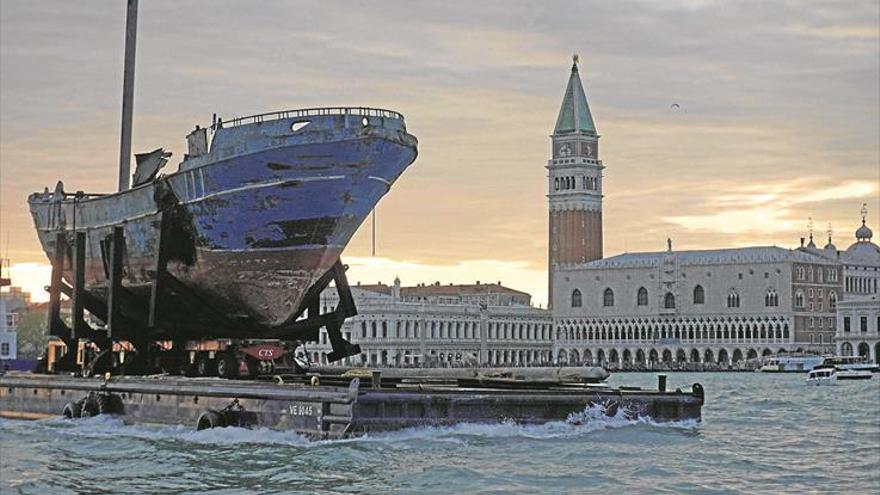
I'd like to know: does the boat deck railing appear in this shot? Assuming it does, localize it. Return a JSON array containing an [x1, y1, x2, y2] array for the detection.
[[222, 107, 404, 128]]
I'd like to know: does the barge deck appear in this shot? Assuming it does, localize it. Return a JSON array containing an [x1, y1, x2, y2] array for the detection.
[[0, 371, 703, 439]]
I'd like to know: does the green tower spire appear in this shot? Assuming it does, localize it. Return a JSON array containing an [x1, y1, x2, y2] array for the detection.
[[554, 54, 597, 135]]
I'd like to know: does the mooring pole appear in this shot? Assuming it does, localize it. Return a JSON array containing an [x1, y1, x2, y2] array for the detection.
[[117, 0, 138, 192]]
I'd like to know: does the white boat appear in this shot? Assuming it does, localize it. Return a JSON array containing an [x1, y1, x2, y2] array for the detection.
[[834, 368, 874, 380], [806, 367, 837, 385], [817, 356, 879, 373], [759, 355, 825, 373]]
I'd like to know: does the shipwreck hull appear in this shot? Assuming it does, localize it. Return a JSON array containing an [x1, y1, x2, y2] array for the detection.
[[28, 109, 417, 335]]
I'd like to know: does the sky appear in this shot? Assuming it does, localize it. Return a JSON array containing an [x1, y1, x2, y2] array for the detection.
[[1, 0, 878, 305]]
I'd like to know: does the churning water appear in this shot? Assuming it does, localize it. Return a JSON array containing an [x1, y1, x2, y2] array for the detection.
[[1, 372, 878, 494]]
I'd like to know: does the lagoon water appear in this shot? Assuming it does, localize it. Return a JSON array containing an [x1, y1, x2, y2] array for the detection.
[[1, 372, 878, 494]]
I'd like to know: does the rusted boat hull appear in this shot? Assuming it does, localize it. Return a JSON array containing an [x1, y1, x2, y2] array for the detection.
[[0, 373, 704, 439], [28, 111, 417, 335]]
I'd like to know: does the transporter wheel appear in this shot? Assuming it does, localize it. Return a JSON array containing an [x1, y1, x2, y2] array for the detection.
[[216, 352, 239, 379], [196, 410, 226, 430], [244, 357, 260, 378], [61, 400, 83, 419], [195, 354, 215, 377], [79, 396, 100, 418]]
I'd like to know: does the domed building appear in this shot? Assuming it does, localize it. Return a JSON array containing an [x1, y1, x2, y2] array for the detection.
[[827, 206, 880, 363]]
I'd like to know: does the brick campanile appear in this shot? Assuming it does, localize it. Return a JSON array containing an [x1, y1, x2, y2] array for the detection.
[[547, 55, 603, 308]]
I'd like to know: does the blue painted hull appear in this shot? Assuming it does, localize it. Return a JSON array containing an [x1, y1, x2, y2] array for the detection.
[[28, 110, 417, 330]]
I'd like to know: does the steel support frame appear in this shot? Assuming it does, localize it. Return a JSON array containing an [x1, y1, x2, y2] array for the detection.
[[46, 217, 363, 374], [261, 260, 362, 362]]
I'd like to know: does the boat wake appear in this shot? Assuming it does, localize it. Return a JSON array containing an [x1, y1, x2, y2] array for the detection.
[[354, 403, 698, 444], [15, 403, 697, 448]]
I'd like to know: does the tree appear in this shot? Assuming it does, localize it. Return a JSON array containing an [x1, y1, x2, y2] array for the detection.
[[15, 309, 49, 359]]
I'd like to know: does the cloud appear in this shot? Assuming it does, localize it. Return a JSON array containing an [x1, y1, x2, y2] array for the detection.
[[786, 24, 880, 41], [664, 178, 878, 237], [2, 0, 878, 307], [5, 263, 53, 303]]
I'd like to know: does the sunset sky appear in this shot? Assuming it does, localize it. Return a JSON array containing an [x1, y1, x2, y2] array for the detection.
[[1, 0, 878, 305]]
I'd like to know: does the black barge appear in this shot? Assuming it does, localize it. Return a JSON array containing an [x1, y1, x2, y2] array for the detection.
[[0, 370, 703, 439]]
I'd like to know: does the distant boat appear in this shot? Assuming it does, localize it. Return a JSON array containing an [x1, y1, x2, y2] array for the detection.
[[806, 367, 836, 385], [758, 355, 824, 373], [817, 355, 879, 374], [834, 368, 873, 380]]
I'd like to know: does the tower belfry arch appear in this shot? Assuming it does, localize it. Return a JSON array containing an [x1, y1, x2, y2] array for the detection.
[[547, 54, 604, 308]]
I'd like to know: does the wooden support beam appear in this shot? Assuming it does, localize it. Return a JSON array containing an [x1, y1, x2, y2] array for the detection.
[[48, 232, 66, 338], [309, 295, 320, 320], [326, 261, 360, 362], [148, 212, 170, 329], [106, 226, 125, 338], [71, 232, 86, 338]]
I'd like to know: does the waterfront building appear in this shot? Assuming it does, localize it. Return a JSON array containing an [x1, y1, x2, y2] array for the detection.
[[0, 296, 18, 362], [825, 207, 880, 362], [552, 244, 841, 368], [310, 278, 552, 367], [544, 58, 848, 368], [0, 285, 27, 363], [835, 294, 880, 362], [802, 206, 880, 300]]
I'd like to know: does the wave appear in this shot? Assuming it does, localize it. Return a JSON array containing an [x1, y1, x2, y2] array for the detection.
[[11, 403, 697, 448], [339, 403, 699, 445], [29, 415, 312, 447]]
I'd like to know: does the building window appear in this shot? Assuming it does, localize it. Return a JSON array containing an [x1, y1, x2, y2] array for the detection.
[[844, 317, 851, 332], [765, 289, 778, 307], [603, 288, 615, 307], [0, 342, 8, 356], [808, 288, 813, 298], [809, 317, 814, 328], [571, 289, 582, 308], [637, 287, 648, 306], [861, 316, 868, 333], [693, 285, 705, 305], [795, 290, 805, 308], [829, 291, 837, 310], [664, 292, 676, 309], [727, 290, 740, 308]]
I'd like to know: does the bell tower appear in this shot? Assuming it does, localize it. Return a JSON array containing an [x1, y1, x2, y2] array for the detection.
[[548, 55, 604, 308]]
